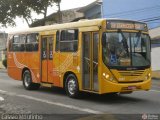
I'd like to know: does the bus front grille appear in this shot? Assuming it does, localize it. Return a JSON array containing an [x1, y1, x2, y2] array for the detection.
[[119, 70, 144, 76]]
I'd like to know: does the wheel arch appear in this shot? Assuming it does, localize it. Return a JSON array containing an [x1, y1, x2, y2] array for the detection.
[[21, 67, 30, 80]]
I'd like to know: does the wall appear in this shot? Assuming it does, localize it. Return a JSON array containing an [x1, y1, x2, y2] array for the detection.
[[0, 33, 7, 50], [0, 33, 7, 68], [0, 51, 6, 68], [45, 10, 84, 25], [84, 5, 101, 19], [151, 44, 160, 71]]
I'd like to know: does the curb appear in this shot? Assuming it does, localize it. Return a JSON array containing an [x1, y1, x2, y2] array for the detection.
[[152, 77, 160, 80]]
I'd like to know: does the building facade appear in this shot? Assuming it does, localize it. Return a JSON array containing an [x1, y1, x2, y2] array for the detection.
[[31, 9, 84, 27], [79, 0, 160, 29], [78, 0, 102, 19], [0, 32, 7, 68], [149, 27, 160, 44], [149, 27, 160, 71]]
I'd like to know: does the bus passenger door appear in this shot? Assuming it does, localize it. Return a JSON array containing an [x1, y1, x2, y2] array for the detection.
[[41, 36, 53, 83], [82, 32, 99, 91]]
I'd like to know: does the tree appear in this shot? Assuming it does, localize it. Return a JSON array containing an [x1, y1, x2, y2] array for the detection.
[[0, 0, 16, 27], [0, 0, 61, 27]]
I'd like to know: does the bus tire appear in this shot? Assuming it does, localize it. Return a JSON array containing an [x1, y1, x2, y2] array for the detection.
[[65, 74, 80, 98], [22, 70, 40, 90]]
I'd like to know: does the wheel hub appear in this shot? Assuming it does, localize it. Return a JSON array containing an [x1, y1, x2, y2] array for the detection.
[[68, 79, 76, 95], [24, 74, 31, 87]]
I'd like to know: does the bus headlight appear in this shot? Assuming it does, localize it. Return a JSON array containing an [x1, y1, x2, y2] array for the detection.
[[105, 74, 110, 79], [148, 73, 151, 77], [103, 73, 110, 79], [145, 73, 151, 80], [103, 73, 117, 82], [103, 73, 106, 76]]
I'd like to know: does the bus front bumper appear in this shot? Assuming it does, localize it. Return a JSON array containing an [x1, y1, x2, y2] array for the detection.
[[100, 78, 151, 94]]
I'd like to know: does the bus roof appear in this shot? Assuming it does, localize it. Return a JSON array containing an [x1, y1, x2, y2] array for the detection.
[[9, 19, 104, 34], [9, 18, 146, 34]]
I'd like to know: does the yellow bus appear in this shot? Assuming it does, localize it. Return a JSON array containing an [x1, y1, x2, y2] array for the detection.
[[7, 19, 151, 98]]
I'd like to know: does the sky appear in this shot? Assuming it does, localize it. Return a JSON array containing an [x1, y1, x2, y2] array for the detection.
[[103, 0, 160, 29]]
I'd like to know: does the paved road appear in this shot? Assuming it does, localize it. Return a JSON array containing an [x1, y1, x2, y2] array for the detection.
[[0, 72, 160, 120]]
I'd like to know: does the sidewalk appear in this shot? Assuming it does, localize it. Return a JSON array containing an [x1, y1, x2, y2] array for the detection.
[[0, 68, 7, 73]]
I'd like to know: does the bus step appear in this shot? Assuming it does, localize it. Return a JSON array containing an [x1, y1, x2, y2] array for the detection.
[[41, 83, 53, 88]]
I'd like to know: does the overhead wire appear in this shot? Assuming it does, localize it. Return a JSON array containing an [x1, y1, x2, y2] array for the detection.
[[139, 16, 160, 22], [104, 5, 160, 17], [102, 4, 160, 28]]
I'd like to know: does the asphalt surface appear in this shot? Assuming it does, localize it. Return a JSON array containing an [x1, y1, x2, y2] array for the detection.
[[0, 71, 160, 120]]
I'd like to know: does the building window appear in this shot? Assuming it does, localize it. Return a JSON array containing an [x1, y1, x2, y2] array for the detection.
[[26, 33, 39, 52], [60, 29, 78, 52]]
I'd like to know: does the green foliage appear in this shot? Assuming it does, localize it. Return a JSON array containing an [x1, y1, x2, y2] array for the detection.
[[0, 0, 16, 26], [2, 58, 7, 68], [0, 0, 61, 27]]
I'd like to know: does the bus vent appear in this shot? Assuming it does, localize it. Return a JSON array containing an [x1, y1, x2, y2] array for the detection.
[[119, 70, 144, 76]]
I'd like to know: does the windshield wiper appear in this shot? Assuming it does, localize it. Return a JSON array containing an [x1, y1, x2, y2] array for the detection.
[[118, 30, 129, 57]]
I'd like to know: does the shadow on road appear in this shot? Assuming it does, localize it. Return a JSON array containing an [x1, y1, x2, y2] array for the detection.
[[35, 86, 147, 104], [80, 92, 146, 104], [39, 87, 66, 96]]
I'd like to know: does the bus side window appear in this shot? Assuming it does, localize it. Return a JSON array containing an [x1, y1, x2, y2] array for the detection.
[[8, 35, 13, 51], [55, 31, 60, 51], [26, 33, 39, 52], [12, 35, 26, 52], [60, 29, 78, 52]]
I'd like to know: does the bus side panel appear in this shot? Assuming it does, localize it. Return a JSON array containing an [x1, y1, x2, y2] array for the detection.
[[7, 52, 24, 80], [59, 53, 79, 87], [25, 52, 40, 83], [52, 52, 60, 86], [59, 53, 72, 87]]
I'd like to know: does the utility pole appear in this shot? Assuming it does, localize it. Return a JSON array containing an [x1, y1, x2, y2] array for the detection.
[[57, 0, 62, 23]]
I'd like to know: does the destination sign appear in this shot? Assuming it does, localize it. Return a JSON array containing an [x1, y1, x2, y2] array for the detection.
[[106, 20, 148, 31]]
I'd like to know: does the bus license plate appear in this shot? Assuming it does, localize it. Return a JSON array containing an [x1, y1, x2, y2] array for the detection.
[[128, 86, 136, 90]]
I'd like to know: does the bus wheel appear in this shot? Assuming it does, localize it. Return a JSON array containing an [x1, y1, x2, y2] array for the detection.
[[65, 74, 80, 98], [23, 70, 40, 90]]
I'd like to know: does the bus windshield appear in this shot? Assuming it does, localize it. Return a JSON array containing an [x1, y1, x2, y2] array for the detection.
[[102, 32, 151, 68]]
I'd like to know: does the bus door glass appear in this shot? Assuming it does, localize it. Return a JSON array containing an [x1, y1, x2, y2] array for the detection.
[[82, 32, 99, 91], [41, 36, 53, 83]]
